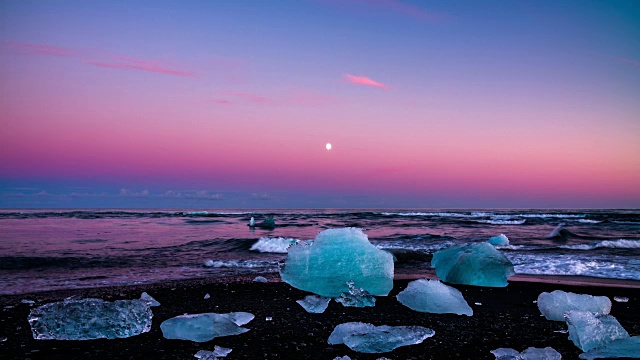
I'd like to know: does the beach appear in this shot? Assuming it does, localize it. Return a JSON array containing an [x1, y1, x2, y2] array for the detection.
[[2, 275, 638, 360]]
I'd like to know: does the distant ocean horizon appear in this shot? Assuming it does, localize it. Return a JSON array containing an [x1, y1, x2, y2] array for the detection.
[[1, 208, 639, 295]]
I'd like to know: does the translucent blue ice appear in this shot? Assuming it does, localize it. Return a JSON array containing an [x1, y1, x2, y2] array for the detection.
[[491, 346, 561, 359], [335, 280, 376, 308], [579, 336, 640, 359], [328, 322, 435, 353], [140, 292, 160, 307], [396, 279, 472, 316], [488, 234, 510, 246], [279, 228, 394, 297], [565, 311, 629, 352], [296, 295, 331, 313], [28, 298, 152, 340], [253, 276, 268, 283], [537, 290, 611, 321], [194, 346, 232, 359], [160, 312, 254, 342], [431, 243, 515, 287]]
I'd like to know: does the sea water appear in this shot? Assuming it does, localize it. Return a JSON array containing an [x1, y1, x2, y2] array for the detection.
[[0, 209, 638, 294]]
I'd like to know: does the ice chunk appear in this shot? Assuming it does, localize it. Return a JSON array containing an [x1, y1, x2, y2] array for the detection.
[[21, 299, 36, 305], [488, 234, 510, 246], [335, 280, 376, 308], [140, 292, 160, 307], [253, 276, 268, 283], [613, 296, 629, 303], [280, 228, 394, 297], [296, 295, 331, 313], [28, 298, 152, 340], [249, 217, 255, 226], [491, 347, 561, 359], [328, 322, 435, 353], [396, 279, 472, 316], [565, 311, 629, 352], [257, 217, 275, 229], [333, 357, 351, 360], [160, 312, 254, 342], [194, 345, 232, 359], [431, 243, 515, 287], [538, 290, 611, 321], [204, 293, 210, 300], [579, 336, 640, 359]]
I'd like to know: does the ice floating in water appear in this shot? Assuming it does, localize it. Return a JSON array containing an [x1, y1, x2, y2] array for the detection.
[[28, 298, 152, 340], [256, 217, 276, 229], [253, 276, 268, 283], [328, 322, 435, 353], [491, 347, 561, 359], [195, 346, 232, 359], [296, 295, 331, 313], [431, 243, 515, 287], [280, 228, 394, 297], [565, 311, 629, 352], [140, 292, 160, 307], [204, 293, 210, 300], [488, 234, 510, 247], [396, 279, 472, 316], [335, 280, 376, 308], [537, 290, 611, 321], [579, 336, 640, 359], [160, 312, 254, 342], [21, 299, 35, 305], [248, 217, 255, 227], [613, 296, 629, 303]]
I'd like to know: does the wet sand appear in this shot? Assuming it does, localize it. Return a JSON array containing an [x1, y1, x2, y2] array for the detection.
[[1, 276, 638, 359]]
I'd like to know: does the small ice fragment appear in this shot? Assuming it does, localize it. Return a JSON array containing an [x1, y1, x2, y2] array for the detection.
[[161, 312, 254, 342], [333, 357, 351, 360], [328, 322, 435, 353], [249, 217, 255, 226], [194, 345, 232, 359], [28, 298, 152, 340], [431, 243, 514, 287], [140, 292, 160, 307], [377, 358, 392, 360], [335, 280, 376, 308], [554, 330, 568, 334], [265, 317, 272, 321], [491, 347, 561, 359], [0, 337, 7, 342], [280, 228, 394, 297], [4, 305, 14, 309], [21, 299, 35, 305], [296, 295, 331, 313], [538, 290, 611, 321], [204, 293, 210, 300], [565, 311, 629, 352], [579, 336, 640, 360], [475, 302, 482, 306], [613, 296, 629, 303], [204, 259, 215, 267], [488, 234, 510, 247], [253, 276, 268, 283], [396, 279, 472, 316]]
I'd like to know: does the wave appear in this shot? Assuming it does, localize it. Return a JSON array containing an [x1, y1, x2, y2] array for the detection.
[[560, 239, 640, 250], [375, 241, 455, 252], [249, 237, 301, 253], [474, 219, 526, 225], [507, 253, 640, 281], [202, 259, 278, 268], [578, 219, 602, 224]]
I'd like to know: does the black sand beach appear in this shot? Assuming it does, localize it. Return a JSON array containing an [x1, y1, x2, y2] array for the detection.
[[1, 276, 638, 360]]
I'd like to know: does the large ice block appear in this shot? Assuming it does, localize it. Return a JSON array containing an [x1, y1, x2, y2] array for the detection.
[[431, 243, 515, 287], [296, 295, 331, 313], [538, 290, 611, 321], [328, 322, 434, 353], [491, 346, 561, 359], [28, 298, 152, 340], [396, 279, 472, 316], [335, 280, 376, 308], [279, 228, 394, 297], [160, 312, 254, 342], [565, 311, 629, 352], [579, 336, 640, 359]]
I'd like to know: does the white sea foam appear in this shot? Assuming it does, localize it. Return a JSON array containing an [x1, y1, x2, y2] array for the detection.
[[250, 237, 300, 253], [375, 241, 455, 252], [202, 260, 278, 268], [578, 219, 602, 224], [560, 240, 640, 250], [474, 219, 526, 225], [506, 253, 640, 281]]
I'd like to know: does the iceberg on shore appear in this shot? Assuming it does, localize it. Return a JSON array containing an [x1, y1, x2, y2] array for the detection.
[[280, 228, 394, 297], [28, 298, 152, 340], [296, 295, 331, 313], [538, 290, 611, 321], [565, 311, 629, 352], [431, 243, 514, 287], [160, 312, 254, 342], [140, 292, 161, 307], [328, 322, 434, 353], [491, 346, 561, 359], [194, 346, 232, 359], [396, 279, 472, 315], [336, 280, 376, 308], [579, 336, 640, 359]]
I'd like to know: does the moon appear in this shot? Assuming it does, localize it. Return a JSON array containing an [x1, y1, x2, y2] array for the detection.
[[325, 143, 332, 150]]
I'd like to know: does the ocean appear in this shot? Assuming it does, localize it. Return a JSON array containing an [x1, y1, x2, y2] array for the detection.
[[1, 209, 639, 295]]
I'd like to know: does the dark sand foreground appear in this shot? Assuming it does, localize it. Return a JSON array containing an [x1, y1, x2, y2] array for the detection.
[[1, 275, 639, 360]]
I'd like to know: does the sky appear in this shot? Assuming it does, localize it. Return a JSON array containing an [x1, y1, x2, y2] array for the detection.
[[1, 0, 639, 209]]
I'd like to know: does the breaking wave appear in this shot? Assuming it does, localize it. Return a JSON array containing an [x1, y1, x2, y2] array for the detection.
[[203, 259, 278, 268], [474, 219, 526, 225], [250, 237, 300, 253], [560, 239, 640, 250]]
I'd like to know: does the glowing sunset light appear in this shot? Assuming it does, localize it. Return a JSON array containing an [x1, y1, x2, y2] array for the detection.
[[326, 143, 332, 151]]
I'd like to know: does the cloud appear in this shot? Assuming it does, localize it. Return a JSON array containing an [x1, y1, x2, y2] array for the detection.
[[251, 192, 272, 200], [210, 99, 233, 104], [343, 74, 389, 89], [119, 188, 150, 197], [159, 190, 223, 200], [4, 42, 194, 77], [190, 191, 223, 200], [70, 192, 108, 197]]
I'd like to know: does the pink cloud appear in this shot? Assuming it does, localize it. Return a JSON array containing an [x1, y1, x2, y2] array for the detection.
[[343, 74, 389, 89], [4, 42, 194, 77]]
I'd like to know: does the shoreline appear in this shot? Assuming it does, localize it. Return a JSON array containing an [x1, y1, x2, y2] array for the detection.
[[1, 275, 639, 359]]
